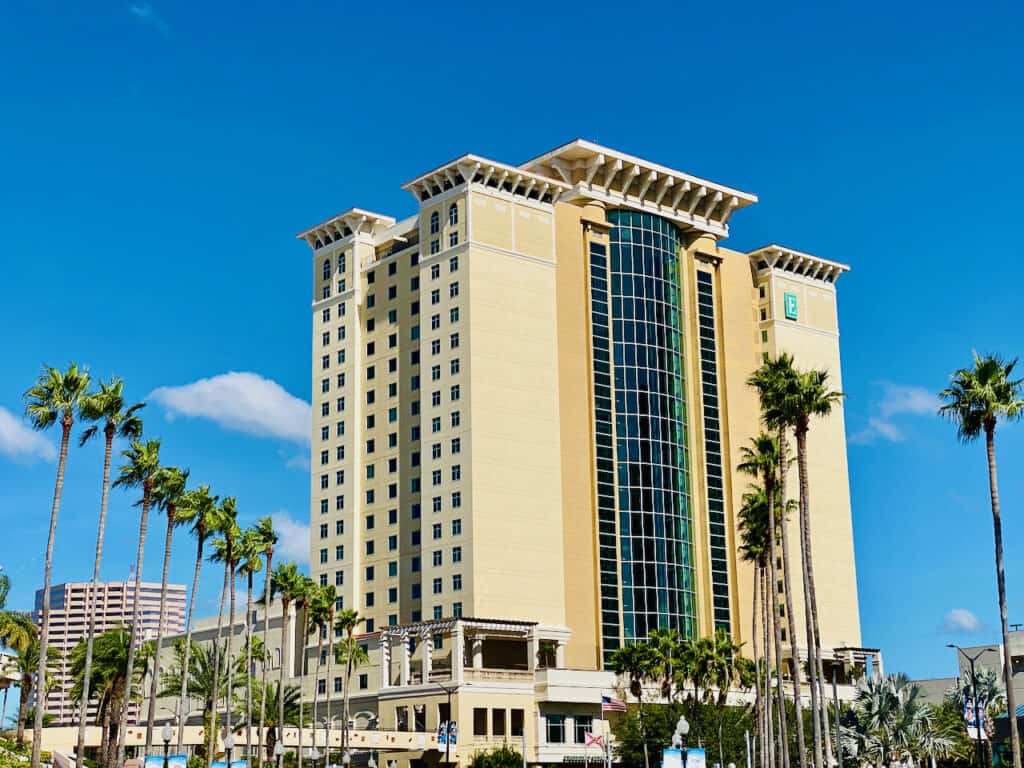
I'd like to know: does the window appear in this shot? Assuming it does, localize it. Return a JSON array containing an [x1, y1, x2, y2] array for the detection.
[[337, 350, 346, 364], [322, 333, 330, 348], [359, 673, 368, 689], [452, 546, 462, 563], [451, 465, 461, 481], [450, 384, 460, 402], [367, 365, 376, 380], [411, 530, 421, 546], [759, 285, 766, 299], [574, 716, 593, 744], [366, 514, 375, 530], [388, 261, 397, 276], [366, 540, 375, 555], [388, 587, 398, 603], [411, 349, 420, 364], [368, 318, 376, 332], [319, 523, 328, 539], [453, 601, 463, 618], [388, 561, 398, 577], [493, 709, 506, 738], [433, 605, 443, 620], [388, 482, 398, 499], [451, 437, 461, 454], [761, 330, 769, 343], [411, 583, 422, 599], [337, 325, 347, 342], [366, 464, 376, 479], [334, 677, 342, 693], [451, 411, 461, 428], [450, 307, 459, 323], [452, 519, 462, 535], [411, 400, 420, 416], [321, 425, 329, 441], [511, 710, 524, 737], [432, 443, 442, 459], [320, 450, 329, 466], [412, 555, 421, 572], [450, 282, 459, 298], [388, 407, 398, 424], [449, 231, 458, 248], [432, 390, 442, 407], [431, 264, 440, 280], [474, 709, 488, 737], [412, 425, 421, 441], [432, 577, 442, 595], [336, 446, 345, 460], [365, 565, 375, 581], [432, 417, 441, 433], [388, 534, 398, 551], [319, 548, 328, 564], [546, 715, 566, 744], [451, 358, 460, 375], [388, 357, 397, 373], [367, 294, 375, 308], [430, 239, 439, 255], [365, 592, 374, 607], [452, 574, 462, 591], [430, 211, 439, 234], [336, 495, 344, 510], [336, 520, 344, 535], [411, 300, 420, 316], [432, 496, 442, 513], [449, 203, 458, 226], [336, 394, 345, 410], [320, 475, 329, 490], [410, 276, 420, 290], [431, 313, 441, 330], [431, 339, 441, 355], [337, 421, 345, 437], [432, 523, 442, 540], [320, 498, 328, 514], [411, 375, 420, 390], [321, 378, 330, 393], [367, 439, 375, 454], [318, 678, 326, 695], [367, 270, 376, 285], [449, 255, 458, 272], [432, 469, 442, 486], [432, 550, 442, 566], [322, 259, 332, 280], [411, 326, 420, 340], [411, 502, 421, 518], [322, 355, 330, 370], [335, 545, 344, 561], [431, 365, 441, 381], [450, 333, 459, 349], [388, 332, 398, 348], [431, 289, 440, 305], [452, 491, 462, 508], [387, 285, 397, 300], [335, 571, 343, 586], [336, 469, 345, 484], [389, 432, 398, 447], [321, 402, 330, 417]]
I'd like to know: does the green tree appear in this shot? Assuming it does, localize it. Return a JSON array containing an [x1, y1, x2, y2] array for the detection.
[[144, 465, 190, 757], [739, 432, 795, 768], [76, 376, 145, 768], [172, 485, 220, 753], [0, 613, 54, 749], [738, 483, 771, 768], [305, 584, 335, 763], [470, 745, 524, 768], [939, 353, 1024, 768], [238, 528, 265, 740], [271, 564, 309, 762], [244, 681, 300, 762], [252, 516, 278, 763], [332, 609, 365, 757], [207, 501, 241, 766], [111, 437, 162, 768], [609, 643, 657, 768], [23, 362, 91, 768]]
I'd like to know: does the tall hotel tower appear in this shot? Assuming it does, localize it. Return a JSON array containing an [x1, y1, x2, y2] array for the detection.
[[298, 140, 862, 673]]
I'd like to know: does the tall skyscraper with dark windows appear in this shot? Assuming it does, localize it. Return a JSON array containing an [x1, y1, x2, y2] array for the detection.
[[298, 139, 862, 672]]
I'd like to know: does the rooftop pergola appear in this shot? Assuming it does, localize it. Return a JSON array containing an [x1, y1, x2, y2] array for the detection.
[[296, 207, 397, 251], [402, 155, 572, 206], [521, 139, 758, 238]]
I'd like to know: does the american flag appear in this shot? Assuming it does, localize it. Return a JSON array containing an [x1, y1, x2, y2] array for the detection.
[[602, 695, 627, 713]]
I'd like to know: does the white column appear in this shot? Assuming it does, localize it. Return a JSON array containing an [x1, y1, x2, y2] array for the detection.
[[400, 635, 411, 686], [288, 602, 298, 675], [528, 632, 539, 673], [555, 640, 566, 669], [453, 622, 465, 684], [471, 636, 483, 670], [380, 635, 391, 689], [422, 632, 434, 683]]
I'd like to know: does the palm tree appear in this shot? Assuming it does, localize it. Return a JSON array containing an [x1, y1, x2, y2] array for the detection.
[[291, 576, 314, 768], [208, 501, 241, 766], [752, 354, 844, 768], [172, 484, 220, 752], [739, 487, 770, 768], [333, 609, 364, 757], [939, 353, 1024, 768], [69, 627, 151, 768], [322, 587, 337, 767], [246, 681, 301, 762], [23, 362, 91, 768], [739, 434, 796, 768], [238, 528, 265, 747], [306, 585, 335, 757], [141, 466, 189, 755], [645, 628, 683, 702], [253, 516, 278, 762], [0, 611, 43, 747], [75, 377, 145, 767], [111, 437, 162, 768], [271, 563, 306, 764], [608, 643, 655, 768]]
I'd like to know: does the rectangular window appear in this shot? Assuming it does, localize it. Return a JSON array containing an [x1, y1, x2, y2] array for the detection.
[[322, 308, 331, 323], [449, 231, 458, 248], [474, 709, 488, 737], [432, 577, 442, 595], [546, 715, 565, 744], [366, 540, 375, 555], [321, 426, 329, 441], [430, 239, 440, 255], [387, 285, 397, 300], [493, 709, 506, 738], [450, 359, 460, 375], [388, 587, 398, 603], [453, 601, 463, 618], [431, 365, 441, 381], [451, 491, 461, 508], [450, 385, 460, 401], [452, 519, 462, 535], [431, 289, 440, 305], [335, 545, 344, 561], [432, 417, 441, 433], [336, 520, 344, 535], [449, 255, 458, 273], [319, 523, 328, 539], [449, 282, 459, 298], [451, 437, 461, 454], [365, 566, 375, 581], [451, 465, 461, 481], [335, 571, 344, 586], [388, 534, 398, 551], [432, 469, 442, 486], [451, 411, 461, 427], [431, 264, 440, 280], [432, 443, 442, 459], [574, 716, 593, 744], [450, 333, 459, 349], [431, 339, 441, 355], [319, 548, 328, 564], [388, 561, 398, 578], [365, 592, 374, 607], [452, 574, 462, 591], [450, 307, 459, 323], [432, 550, 442, 567], [322, 354, 330, 369], [432, 496, 442, 513], [452, 546, 462, 563], [432, 523, 442, 540], [432, 390, 441, 407]]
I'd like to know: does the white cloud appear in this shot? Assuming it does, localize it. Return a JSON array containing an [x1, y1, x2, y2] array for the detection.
[[272, 512, 310, 566], [851, 382, 937, 445], [0, 406, 56, 463], [149, 372, 310, 444], [285, 453, 310, 472], [128, 2, 169, 34], [943, 608, 983, 634]]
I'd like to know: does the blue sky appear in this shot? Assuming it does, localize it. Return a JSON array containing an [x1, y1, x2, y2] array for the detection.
[[1, 0, 1022, 682]]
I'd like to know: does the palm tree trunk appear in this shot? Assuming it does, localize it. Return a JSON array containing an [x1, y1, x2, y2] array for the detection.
[[246, 572, 254, 758], [279, 599, 290, 768], [777, 433, 808, 768], [259, 551, 273, 765], [31, 420, 71, 768], [208, 562, 230, 768], [343, 633, 353, 756], [99, 693, 112, 768], [313, 629, 323, 755], [116, 485, 152, 768], [226, 555, 237, 735], [177, 533, 205, 753], [796, 428, 827, 768], [18, 674, 30, 747], [145, 510, 177, 756], [76, 425, 115, 768], [986, 425, 1021, 768], [324, 611, 333, 768], [752, 572, 763, 768], [761, 569, 775, 768], [766, 476, 793, 768]]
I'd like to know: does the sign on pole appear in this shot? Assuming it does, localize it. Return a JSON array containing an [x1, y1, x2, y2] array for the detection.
[[964, 699, 985, 740]]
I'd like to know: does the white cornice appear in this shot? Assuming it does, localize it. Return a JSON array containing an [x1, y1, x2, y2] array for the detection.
[[748, 244, 850, 284], [403, 154, 571, 206], [297, 207, 397, 252]]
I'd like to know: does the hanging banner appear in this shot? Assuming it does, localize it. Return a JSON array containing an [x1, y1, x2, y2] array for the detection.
[[685, 747, 706, 768], [662, 748, 683, 768], [964, 699, 985, 740], [145, 757, 188, 768]]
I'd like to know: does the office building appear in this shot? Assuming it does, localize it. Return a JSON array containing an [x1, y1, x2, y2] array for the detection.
[[33, 580, 186, 724]]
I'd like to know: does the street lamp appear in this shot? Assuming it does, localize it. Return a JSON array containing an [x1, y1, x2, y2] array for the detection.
[[274, 740, 285, 768], [948, 643, 997, 768], [368, 753, 377, 768], [162, 724, 173, 768], [310, 747, 321, 768], [341, 751, 351, 768], [225, 735, 236, 767]]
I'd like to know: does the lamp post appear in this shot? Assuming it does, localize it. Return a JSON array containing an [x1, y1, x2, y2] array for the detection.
[[162, 724, 173, 768], [948, 644, 997, 768], [321, 718, 333, 768], [435, 682, 457, 768], [368, 753, 377, 768], [310, 748, 321, 768], [341, 751, 351, 768], [274, 740, 285, 768], [226, 735, 236, 768]]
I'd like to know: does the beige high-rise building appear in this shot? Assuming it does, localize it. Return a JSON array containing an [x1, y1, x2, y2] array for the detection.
[[34, 580, 186, 724], [291, 140, 870, 764]]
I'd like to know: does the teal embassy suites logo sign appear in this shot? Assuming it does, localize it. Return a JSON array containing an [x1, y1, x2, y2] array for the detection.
[[784, 292, 798, 320]]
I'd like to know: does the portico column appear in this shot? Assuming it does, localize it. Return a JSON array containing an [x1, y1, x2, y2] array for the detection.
[[422, 631, 434, 683], [453, 622, 465, 684], [528, 632, 539, 673], [380, 635, 391, 689], [555, 640, 566, 669], [400, 634, 411, 686], [471, 636, 483, 670]]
